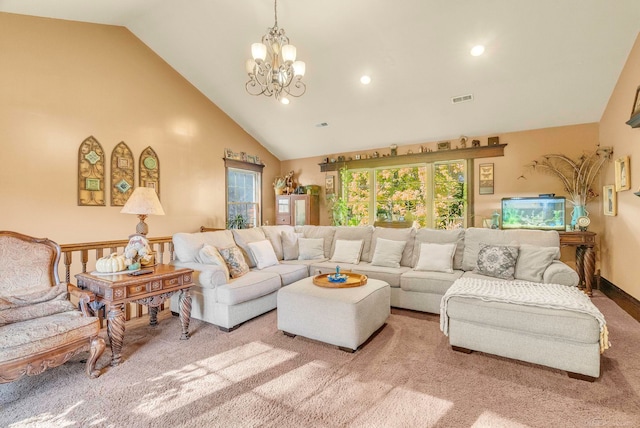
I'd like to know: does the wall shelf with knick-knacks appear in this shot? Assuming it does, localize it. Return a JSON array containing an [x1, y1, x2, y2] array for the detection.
[[319, 144, 507, 172]]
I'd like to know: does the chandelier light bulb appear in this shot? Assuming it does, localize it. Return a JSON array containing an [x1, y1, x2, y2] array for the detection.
[[282, 44, 297, 63], [292, 61, 306, 77], [251, 43, 267, 61], [360, 75, 371, 85]]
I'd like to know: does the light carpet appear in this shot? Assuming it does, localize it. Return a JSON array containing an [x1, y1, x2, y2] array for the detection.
[[1, 291, 640, 427]]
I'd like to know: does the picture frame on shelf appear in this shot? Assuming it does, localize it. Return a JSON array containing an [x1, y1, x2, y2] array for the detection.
[[479, 163, 494, 195], [603, 184, 617, 216], [614, 156, 630, 191], [437, 141, 451, 151]]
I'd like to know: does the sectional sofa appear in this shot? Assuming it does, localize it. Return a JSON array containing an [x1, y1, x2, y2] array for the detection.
[[169, 225, 579, 330]]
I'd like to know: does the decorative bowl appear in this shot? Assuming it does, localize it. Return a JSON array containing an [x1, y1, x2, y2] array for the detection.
[[327, 274, 348, 283]]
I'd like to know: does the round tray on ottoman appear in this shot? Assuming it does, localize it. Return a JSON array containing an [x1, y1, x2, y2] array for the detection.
[[313, 273, 367, 288]]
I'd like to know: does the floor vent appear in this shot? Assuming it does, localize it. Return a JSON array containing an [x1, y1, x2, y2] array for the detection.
[[451, 94, 473, 104]]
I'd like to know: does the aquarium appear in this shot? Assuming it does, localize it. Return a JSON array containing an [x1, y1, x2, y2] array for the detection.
[[501, 197, 566, 231]]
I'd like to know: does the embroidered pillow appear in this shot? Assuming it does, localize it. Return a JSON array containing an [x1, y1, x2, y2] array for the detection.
[[248, 240, 279, 270], [330, 239, 364, 264], [298, 238, 325, 260], [197, 244, 230, 278], [475, 243, 519, 280], [371, 238, 406, 268], [414, 242, 456, 273], [514, 244, 559, 282], [218, 246, 250, 278]]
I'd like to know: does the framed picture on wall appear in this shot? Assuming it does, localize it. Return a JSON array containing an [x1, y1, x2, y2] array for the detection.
[[325, 175, 335, 195], [614, 156, 630, 191], [479, 163, 494, 195], [603, 184, 617, 216]]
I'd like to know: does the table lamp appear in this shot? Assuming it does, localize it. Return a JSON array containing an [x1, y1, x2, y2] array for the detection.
[[120, 187, 165, 236]]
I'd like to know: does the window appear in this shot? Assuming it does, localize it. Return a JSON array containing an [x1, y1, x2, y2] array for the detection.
[[340, 160, 467, 228], [227, 167, 261, 227]]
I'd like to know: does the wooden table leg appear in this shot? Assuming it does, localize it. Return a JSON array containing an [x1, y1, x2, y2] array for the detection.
[[106, 303, 125, 366], [575, 246, 586, 288], [584, 247, 596, 296], [178, 288, 192, 340], [149, 306, 158, 326]]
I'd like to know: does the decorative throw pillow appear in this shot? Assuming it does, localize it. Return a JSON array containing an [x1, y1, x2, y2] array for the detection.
[[298, 238, 325, 260], [515, 244, 560, 282], [475, 243, 519, 280], [197, 244, 230, 278], [281, 231, 304, 260], [330, 239, 364, 264], [248, 240, 279, 270], [414, 242, 456, 273], [371, 238, 406, 268], [218, 246, 250, 278]]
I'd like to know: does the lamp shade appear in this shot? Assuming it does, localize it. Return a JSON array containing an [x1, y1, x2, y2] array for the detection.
[[120, 187, 165, 216]]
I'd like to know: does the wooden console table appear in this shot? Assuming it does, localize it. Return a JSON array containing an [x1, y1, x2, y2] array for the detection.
[[76, 265, 193, 366], [559, 231, 596, 296]]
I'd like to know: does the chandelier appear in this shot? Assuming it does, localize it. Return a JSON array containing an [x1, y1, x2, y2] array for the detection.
[[245, 0, 306, 104]]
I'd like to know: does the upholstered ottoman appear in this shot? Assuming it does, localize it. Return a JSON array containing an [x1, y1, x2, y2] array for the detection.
[[441, 278, 608, 381], [277, 277, 390, 352]]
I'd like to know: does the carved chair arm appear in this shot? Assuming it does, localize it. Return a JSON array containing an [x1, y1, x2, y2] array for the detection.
[[67, 284, 101, 317]]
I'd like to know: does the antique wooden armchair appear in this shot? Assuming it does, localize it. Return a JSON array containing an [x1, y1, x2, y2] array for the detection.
[[0, 231, 105, 383]]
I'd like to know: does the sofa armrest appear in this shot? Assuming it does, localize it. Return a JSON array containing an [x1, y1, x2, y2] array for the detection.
[[170, 261, 228, 289], [542, 260, 580, 287]]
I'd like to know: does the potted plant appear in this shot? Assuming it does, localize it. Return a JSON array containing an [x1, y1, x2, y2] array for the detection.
[[227, 214, 247, 229]]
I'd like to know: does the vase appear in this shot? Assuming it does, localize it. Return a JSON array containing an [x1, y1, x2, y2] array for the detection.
[[570, 205, 588, 229]]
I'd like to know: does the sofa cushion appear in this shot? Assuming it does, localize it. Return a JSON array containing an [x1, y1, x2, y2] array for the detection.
[[248, 240, 279, 270], [351, 263, 411, 288], [196, 245, 230, 279], [231, 228, 267, 268], [330, 239, 364, 264], [474, 244, 519, 280], [298, 238, 325, 260], [0, 298, 76, 327], [515, 244, 560, 282], [282, 231, 304, 260], [413, 228, 465, 270], [414, 242, 456, 273], [0, 235, 58, 298], [462, 228, 559, 271], [261, 225, 295, 260], [370, 238, 406, 268], [367, 227, 416, 267], [330, 226, 374, 261], [400, 270, 464, 294], [257, 263, 309, 286], [296, 226, 336, 258], [173, 231, 235, 263], [215, 271, 281, 305], [219, 246, 250, 278], [0, 311, 99, 363]]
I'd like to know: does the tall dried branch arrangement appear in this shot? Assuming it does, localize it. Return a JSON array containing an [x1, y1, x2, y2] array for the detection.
[[528, 147, 612, 206]]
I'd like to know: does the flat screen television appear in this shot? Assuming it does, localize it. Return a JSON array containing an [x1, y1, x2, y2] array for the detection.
[[501, 197, 566, 231]]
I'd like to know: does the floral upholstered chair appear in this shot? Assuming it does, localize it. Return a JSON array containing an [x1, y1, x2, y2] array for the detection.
[[0, 231, 105, 383]]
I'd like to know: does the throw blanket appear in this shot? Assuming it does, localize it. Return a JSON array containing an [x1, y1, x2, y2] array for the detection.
[[440, 278, 610, 353]]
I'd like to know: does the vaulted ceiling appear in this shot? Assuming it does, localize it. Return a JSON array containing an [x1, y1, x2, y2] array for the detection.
[[2, 0, 640, 160]]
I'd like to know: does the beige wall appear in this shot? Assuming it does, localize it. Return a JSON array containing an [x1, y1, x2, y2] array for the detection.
[[599, 33, 640, 300], [0, 13, 280, 245]]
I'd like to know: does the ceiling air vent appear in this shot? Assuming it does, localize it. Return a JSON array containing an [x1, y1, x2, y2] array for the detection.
[[451, 94, 473, 104]]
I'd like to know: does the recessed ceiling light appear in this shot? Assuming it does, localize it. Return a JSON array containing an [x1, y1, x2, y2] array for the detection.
[[280, 97, 290, 105], [360, 75, 371, 85], [470, 45, 485, 56]]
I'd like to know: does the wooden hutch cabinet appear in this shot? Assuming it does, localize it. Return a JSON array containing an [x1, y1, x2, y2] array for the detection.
[[276, 194, 319, 226]]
